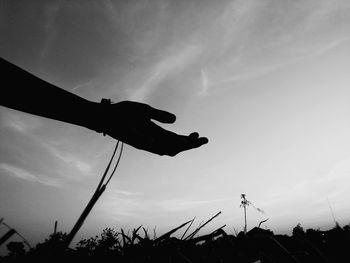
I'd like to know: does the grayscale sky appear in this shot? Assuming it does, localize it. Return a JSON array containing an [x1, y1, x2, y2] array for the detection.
[[1, 0, 350, 249]]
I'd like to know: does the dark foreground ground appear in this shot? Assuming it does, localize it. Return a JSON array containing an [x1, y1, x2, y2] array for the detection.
[[1, 223, 349, 263]]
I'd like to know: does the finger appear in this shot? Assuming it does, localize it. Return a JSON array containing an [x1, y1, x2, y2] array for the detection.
[[148, 124, 208, 156], [182, 135, 208, 150], [189, 132, 199, 139], [167, 135, 208, 156], [125, 120, 208, 156], [147, 105, 176, 123], [192, 136, 208, 146], [188, 133, 208, 146]]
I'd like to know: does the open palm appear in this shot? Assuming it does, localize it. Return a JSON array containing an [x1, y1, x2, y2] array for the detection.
[[99, 101, 208, 156]]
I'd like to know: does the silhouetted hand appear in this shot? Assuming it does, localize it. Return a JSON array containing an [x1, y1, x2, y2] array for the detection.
[[1, 58, 208, 156], [96, 101, 208, 156]]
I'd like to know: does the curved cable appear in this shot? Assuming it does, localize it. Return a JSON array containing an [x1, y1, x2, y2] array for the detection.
[[105, 142, 124, 187], [96, 141, 119, 191]]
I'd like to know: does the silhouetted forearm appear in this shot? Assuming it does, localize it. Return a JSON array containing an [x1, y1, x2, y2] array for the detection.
[[0, 57, 99, 130], [0, 57, 208, 156]]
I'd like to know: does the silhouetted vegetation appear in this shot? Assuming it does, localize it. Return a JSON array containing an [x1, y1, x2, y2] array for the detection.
[[1, 222, 350, 263]]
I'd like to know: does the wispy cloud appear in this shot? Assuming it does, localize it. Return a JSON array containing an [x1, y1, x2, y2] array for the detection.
[[44, 144, 93, 176], [301, 0, 350, 32], [205, 35, 347, 87], [109, 189, 141, 197], [1, 109, 94, 182], [0, 163, 60, 187], [71, 80, 93, 92], [1, 110, 42, 133], [199, 69, 209, 96], [212, 59, 298, 86], [40, 1, 62, 59], [202, 0, 350, 86], [128, 45, 203, 101]]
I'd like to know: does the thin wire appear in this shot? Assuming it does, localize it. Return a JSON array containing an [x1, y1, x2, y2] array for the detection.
[[96, 141, 119, 191], [105, 142, 124, 187]]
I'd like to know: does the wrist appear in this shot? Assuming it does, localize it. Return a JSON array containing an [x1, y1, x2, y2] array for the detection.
[[85, 98, 112, 135]]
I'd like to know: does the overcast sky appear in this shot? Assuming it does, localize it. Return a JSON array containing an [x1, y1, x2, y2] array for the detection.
[[1, 0, 350, 249]]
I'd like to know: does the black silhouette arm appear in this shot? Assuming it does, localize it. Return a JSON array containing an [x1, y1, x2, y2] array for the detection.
[[0, 57, 208, 156]]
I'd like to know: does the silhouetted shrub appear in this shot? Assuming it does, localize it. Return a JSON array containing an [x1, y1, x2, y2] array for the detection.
[[292, 223, 305, 237], [1, 224, 350, 263], [6, 242, 25, 257]]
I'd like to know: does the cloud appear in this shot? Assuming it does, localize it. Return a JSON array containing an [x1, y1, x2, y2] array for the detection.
[[71, 80, 93, 92], [199, 69, 209, 96], [0, 110, 43, 133], [0, 163, 60, 187], [128, 44, 203, 101], [0, 108, 96, 184], [43, 143, 93, 175], [301, 0, 350, 32], [40, 1, 62, 59], [109, 189, 141, 197], [201, 0, 350, 86], [1, 109, 93, 171]]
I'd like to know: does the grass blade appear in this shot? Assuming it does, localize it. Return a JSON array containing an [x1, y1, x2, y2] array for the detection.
[[184, 211, 221, 240]]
